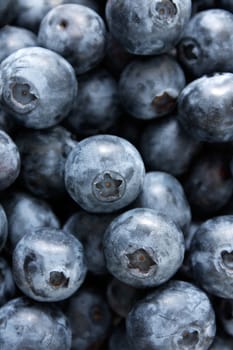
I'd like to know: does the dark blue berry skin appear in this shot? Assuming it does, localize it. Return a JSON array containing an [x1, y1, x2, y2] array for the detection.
[[103, 208, 184, 288], [178, 73, 233, 142], [217, 299, 233, 337], [108, 322, 133, 350], [0, 25, 37, 64], [15, 0, 99, 32], [126, 280, 216, 350], [13, 227, 87, 302], [178, 10, 233, 78], [0, 130, 20, 191], [184, 151, 233, 215], [136, 172, 191, 232], [106, 0, 192, 55], [65, 135, 145, 213], [0, 297, 72, 350], [140, 116, 200, 176], [119, 55, 185, 120], [107, 277, 142, 318], [190, 216, 233, 299], [67, 288, 112, 350], [15, 126, 77, 199], [0, 0, 17, 27], [0, 205, 7, 252], [63, 211, 117, 275], [0, 258, 15, 307], [38, 4, 107, 75], [66, 69, 120, 136], [0, 47, 77, 129], [3, 192, 60, 248]]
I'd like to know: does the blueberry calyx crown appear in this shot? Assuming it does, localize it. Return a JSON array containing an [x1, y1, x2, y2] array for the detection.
[[152, 91, 176, 114], [221, 250, 233, 270], [49, 271, 69, 288], [177, 329, 200, 348], [92, 171, 126, 202], [126, 248, 157, 274], [3, 80, 39, 114], [12, 83, 37, 105], [179, 38, 201, 63], [155, 0, 177, 23]]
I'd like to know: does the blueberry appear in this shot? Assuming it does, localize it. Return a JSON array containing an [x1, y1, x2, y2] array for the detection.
[[13, 227, 87, 302], [178, 73, 233, 142], [106, 0, 192, 55], [103, 208, 184, 288], [0, 130, 20, 191], [184, 151, 233, 215], [0, 258, 15, 306], [15, 126, 77, 198], [0, 205, 7, 251], [0, 47, 77, 129], [140, 115, 201, 175], [136, 171, 191, 232], [3, 191, 60, 248], [119, 55, 185, 120], [15, 0, 99, 32], [107, 277, 142, 318], [126, 280, 216, 350], [63, 211, 117, 275], [67, 288, 112, 350], [1, 1, 232, 346], [190, 216, 233, 298], [66, 69, 120, 136], [65, 135, 145, 213], [0, 25, 37, 64], [0, 297, 72, 349], [178, 10, 233, 77], [38, 4, 107, 75]]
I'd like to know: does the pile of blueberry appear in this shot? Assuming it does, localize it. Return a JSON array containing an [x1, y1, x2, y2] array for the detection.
[[2, 0, 233, 349]]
